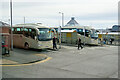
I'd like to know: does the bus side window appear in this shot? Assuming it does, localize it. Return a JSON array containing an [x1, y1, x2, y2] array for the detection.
[[12, 28, 15, 34], [85, 30, 90, 37], [12, 28, 14, 31], [14, 28, 17, 34], [29, 29, 32, 32], [30, 29, 36, 39], [28, 28, 32, 38], [16, 28, 23, 34], [24, 28, 29, 37], [21, 28, 24, 31], [24, 28, 28, 32], [17, 28, 20, 31]]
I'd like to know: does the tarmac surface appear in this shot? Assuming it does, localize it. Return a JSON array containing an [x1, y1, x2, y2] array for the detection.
[[1, 44, 118, 78], [1, 48, 48, 65]]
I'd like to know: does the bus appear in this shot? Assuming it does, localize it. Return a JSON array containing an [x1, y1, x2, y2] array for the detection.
[[12, 23, 53, 49], [54, 26, 98, 45], [97, 32, 120, 45]]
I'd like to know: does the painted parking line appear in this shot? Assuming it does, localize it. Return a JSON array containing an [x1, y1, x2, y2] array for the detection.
[[0, 54, 52, 67]]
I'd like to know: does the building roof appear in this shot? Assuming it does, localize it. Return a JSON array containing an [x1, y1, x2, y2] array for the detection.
[[111, 25, 120, 32], [65, 17, 79, 27], [0, 21, 10, 27], [64, 17, 94, 30]]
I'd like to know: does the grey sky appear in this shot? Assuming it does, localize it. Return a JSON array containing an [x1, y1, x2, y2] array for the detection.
[[1, 0, 119, 29]]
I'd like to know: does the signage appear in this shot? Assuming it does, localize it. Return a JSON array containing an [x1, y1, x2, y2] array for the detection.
[[98, 34, 102, 38], [66, 33, 72, 37]]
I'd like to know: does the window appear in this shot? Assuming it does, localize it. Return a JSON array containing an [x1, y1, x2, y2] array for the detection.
[[79, 29, 83, 32], [29, 29, 32, 32], [24, 28, 28, 31], [38, 28, 52, 41], [21, 28, 24, 31], [85, 30, 89, 33], [27, 29, 36, 39], [72, 29, 76, 30], [17, 28, 21, 31], [12, 28, 14, 31], [12, 28, 23, 34]]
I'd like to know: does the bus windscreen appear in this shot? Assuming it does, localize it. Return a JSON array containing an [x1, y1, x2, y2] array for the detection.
[[38, 28, 52, 41]]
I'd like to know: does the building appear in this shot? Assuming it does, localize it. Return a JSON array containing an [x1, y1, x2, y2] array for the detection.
[[65, 17, 79, 27], [97, 25, 120, 33], [0, 21, 10, 33], [0, 21, 11, 51], [111, 25, 120, 32]]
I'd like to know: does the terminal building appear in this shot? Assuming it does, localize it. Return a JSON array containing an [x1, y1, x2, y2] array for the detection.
[[65, 17, 80, 27]]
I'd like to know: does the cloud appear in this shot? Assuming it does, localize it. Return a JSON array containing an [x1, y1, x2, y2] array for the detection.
[[1, 0, 119, 29]]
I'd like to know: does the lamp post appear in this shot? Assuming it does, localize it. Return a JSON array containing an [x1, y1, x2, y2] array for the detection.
[[84, 26, 85, 46], [106, 27, 108, 44], [24, 16, 25, 24], [59, 12, 64, 49], [10, 0, 13, 50]]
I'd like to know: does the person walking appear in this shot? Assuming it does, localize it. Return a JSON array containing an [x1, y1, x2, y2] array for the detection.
[[103, 38, 106, 44], [78, 38, 83, 50], [110, 38, 114, 44], [53, 37, 57, 50]]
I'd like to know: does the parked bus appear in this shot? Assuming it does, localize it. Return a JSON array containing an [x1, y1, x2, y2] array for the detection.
[[12, 23, 53, 49], [54, 26, 98, 45]]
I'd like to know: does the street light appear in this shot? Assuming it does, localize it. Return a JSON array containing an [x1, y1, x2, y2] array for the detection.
[[59, 12, 64, 49], [10, 0, 13, 50], [59, 12, 64, 27], [83, 26, 85, 46], [23, 16, 25, 28]]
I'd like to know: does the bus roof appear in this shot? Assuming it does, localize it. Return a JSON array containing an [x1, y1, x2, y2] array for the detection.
[[60, 26, 94, 30], [62, 26, 83, 29], [13, 23, 49, 29], [61, 30, 76, 32]]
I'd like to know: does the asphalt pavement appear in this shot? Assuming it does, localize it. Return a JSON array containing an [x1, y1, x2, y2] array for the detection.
[[1, 44, 118, 78], [1, 48, 48, 65]]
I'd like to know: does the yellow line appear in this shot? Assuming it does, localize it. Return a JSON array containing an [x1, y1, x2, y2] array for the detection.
[[0, 54, 52, 67]]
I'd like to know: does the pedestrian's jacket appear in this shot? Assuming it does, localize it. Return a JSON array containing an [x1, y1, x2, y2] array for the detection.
[[78, 39, 81, 44], [53, 38, 56, 44]]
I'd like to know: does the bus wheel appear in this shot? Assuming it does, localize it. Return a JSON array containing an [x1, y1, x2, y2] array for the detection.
[[24, 43, 29, 49]]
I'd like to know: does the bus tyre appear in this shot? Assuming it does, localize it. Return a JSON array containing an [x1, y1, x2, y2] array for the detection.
[[24, 43, 29, 49]]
